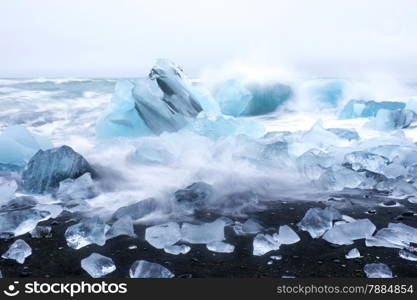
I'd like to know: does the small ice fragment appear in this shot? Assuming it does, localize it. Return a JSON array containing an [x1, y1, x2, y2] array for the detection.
[[128, 245, 137, 250], [345, 248, 361, 259], [297, 207, 342, 238], [322, 219, 376, 245], [64, 217, 107, 249], [364, 263, 393, 278], [206, 241, 235, 253], [181, 219, 225, 244], [30, 225, 52, 238], [2, 239, 32, 264], [276, 225, 300, 245], [129, 260, 174, 278], [145, 222, 181, 249], [366, 223, 417, 249], [339, 100, 405, 119], [253, 233, 280, 256], [399, 250, 417, 261], [164, 244, 191, 255], [106, 216, 136, 240], [233, 219, 264, 236], [81, 253, 116, 278], [270, 255, 282, 261]]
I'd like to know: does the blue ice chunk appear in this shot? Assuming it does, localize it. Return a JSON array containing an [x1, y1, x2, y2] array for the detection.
[[339, 100, 405, 119], [189, 115, 265, 139], [112, 198, 159, 221], [301, 79, 346, 107], [22, 145, 95, 194], [0, 125, 53, 168], [214, 79, 292, 116], [368, 109, 416, 131], [327, 128, 359, 141], [65, 217, 107, 249], [95, 80, 152, 138]]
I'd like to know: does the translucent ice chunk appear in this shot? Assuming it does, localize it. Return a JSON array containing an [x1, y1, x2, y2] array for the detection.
[[296, 149, 335, 180], [0, 177, 17, 205], [22, 145, 95, 194], [56, 173, 96, 201], [366, 223, 417, 249], [181, 219, 225, 244], [0, 208, 51, 238], [276, 225, 300, 245], [345, 248, 361, 259], [0, 125, 53, 168], [129, 260, 174, 278], [206, 241, 235, 253], [399, 249, 417, 261], [30, 225, 52, 239], [65, 217, 107, 249], [112, 198, 158, 221], [339, 100, 405, 119], [163, 244, 191, 255], [253, 233, 280, 256], [364, 263, 393, 278], [106, 216, 136, 240], [145, 222, 181, 249], [2, 239, 32, 264], [95, 79, 153, 138], [344, 151, 389, 174], [81, 253, 116, 278], [368, 109, 416, 131], [233, 219, 264, 236], [322, 219, 376, 245], [318, 166, 365, 191], [297, 207, 342, 238]]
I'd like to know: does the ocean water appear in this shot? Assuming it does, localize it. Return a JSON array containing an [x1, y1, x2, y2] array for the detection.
[[2, 77, 417, 221]]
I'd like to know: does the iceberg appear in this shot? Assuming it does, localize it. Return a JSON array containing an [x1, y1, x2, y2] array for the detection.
[[0, 177, 17, 205], [253, 233, 280, 256], [297, 207, 342, 238], [129, 260, 174, 278], [345, 248, 361, 259], [56, 172, 96, 201], [81, 253, 116, 278], [112, 198, 158, 221], [105, 216, 136, 240], [0, 125, 53, 169], [181, 219, 225, 244], [364, 263, 393, 278], [322, 219, 376, 245], [22, 145, 95, 194], [206, 241, 235, 253], [0, 208, 51, 238], [64, 217, 107, 249], [368, 109, 416, 131], [145, 222, 181, 249], [339, 100, 405, 119], [2, 239, 32, 264], [214, 79, 292, 116], [276, 225, 300, 245], [163, 244, 191, 255]]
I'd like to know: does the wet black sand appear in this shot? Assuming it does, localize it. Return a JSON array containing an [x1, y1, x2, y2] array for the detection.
[[0, 196, 417, 278]]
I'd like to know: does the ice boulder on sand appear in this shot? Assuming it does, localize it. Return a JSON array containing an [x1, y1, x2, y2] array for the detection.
[[2, 239, 32, 264], [129, 260, 174, 278], [253, 233, 280, 256], [322, 219, 376, 245], [276, 225, 300, 245], [364, 263, 393, 278], [181, 219, 226, 244], [297, 207, 342, 238], [339, 100, 405, 119], [81, 253, 116, 278], [0, 125, 53, 170], [366, 223, 417, 249], [65, 217, 107, 249], [213, 79, 292, 116], [22, 146, 95, 194], [145, 222, 181, 249]]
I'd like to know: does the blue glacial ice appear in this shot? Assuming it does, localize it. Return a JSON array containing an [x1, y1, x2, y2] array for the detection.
[[22, 145, 95, 194], [180, 219, 226, 244], [105, 216, 136, 240], [145, 222, 181, 249], [299, 79, 347, 108], [364, 263, 393, 278], [0, 208, 51, 238], [339, 99, 405, 119], [213, 79, 292, 116], [297, 207, 342, 238], [367, 109, 416, 131], [64, 217, 107, 249], [1, 239, 32, 264], [322, 219, 376, 245], [81, 253, 116, 278], [0, 125, 53, 169]]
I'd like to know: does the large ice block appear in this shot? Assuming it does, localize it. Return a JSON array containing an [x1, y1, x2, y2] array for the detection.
[[181, 219, 225, 244], [368, 109, 416, 131], [112, 198, 158, 221], [106, 216, 136, 240], [344, 151, 389, 174], [0, 208, 51, 238], [339, 100, 405, 119], [0, 125, 53, 169], [297, 207, 342, 238], [322, 219, 376, 245], [22, 145, 95, 194], [0, 177, 18, 205], [2, 239, 32, 264]]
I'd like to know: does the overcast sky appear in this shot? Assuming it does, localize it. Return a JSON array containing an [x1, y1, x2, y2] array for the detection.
[[1, 0, 417, 78]]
